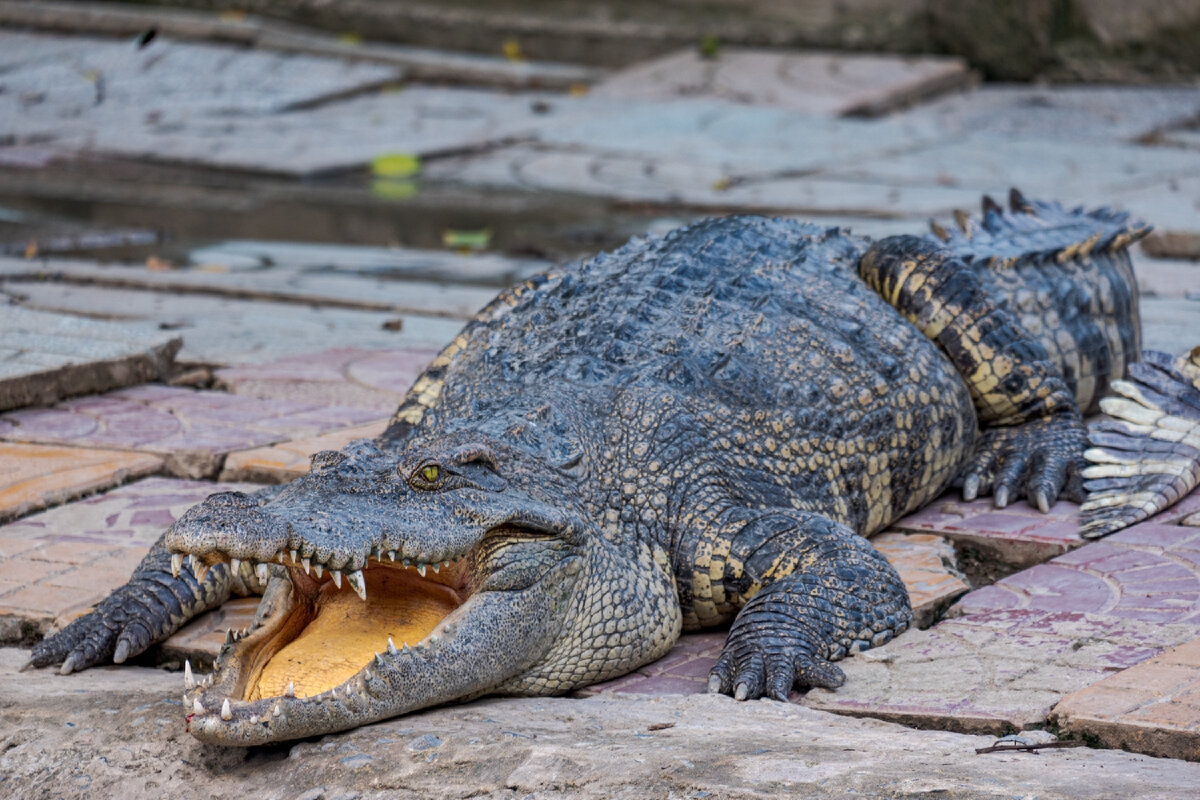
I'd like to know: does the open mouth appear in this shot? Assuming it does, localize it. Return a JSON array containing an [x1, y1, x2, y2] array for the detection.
[[175, 546, 473, 717]]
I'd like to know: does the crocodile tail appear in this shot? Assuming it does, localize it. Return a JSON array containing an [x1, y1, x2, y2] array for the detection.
[[1080, 347, 1200, 538]]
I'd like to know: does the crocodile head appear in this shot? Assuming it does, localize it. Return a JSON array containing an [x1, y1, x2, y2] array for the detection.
[[166, 434, 680, 745]]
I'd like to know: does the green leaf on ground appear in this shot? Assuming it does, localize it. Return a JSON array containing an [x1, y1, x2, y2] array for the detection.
[[442, 229, 492, 250], [371, 153, 422, 178]]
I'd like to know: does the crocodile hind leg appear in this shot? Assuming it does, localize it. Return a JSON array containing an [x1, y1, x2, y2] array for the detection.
[[704, 509, 911, 701], [24, 485, 281, 673], [1081, 348, 1200, 538], [859, 236, 1085, 511]]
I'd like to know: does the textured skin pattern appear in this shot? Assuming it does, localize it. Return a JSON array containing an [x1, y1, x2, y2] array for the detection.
[[29, 203, 1159, 745], [1082, 347, 1200, 537]]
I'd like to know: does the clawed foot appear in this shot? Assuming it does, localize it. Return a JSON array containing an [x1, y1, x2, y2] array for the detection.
[[961, 417, 1086, 512]]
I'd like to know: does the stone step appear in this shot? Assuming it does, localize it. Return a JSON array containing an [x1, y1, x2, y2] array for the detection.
[[1053, 637, 1200, 761], [0, 304, 180, 412], [0, 441, 161, 525], [0, 384, 384, 479]]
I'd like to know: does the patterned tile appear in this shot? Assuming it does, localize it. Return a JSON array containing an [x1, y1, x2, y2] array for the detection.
[[0, 441, 161, 523]]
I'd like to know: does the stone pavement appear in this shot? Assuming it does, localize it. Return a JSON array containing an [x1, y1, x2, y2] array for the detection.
[[3, 17, 1200, 789]]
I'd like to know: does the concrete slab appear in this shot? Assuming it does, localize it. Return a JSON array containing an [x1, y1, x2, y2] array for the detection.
[[0, 255, 498, 320], [1053, 637, 1200, 761], [1135, 256, 1200, 300], [426, 144, 988, 217], [187, 240, 550, 286], [0, 477, 255, 636], [7, 648, 1200, 800], [891, 84, 1200, 142], [0, 441, 161, 524], [3, 283, 466, 365], [826, 135, 1200, 200], [0, 385, 383, 479], [214, 347, 436, 412], [1115, 174, 1200, 259], [219, 420, 389, 483], [804, 608, 1200, 734], [1140, 297, 1200, 356], [0, 303, 180, 412], [593, 48, 973, 117]]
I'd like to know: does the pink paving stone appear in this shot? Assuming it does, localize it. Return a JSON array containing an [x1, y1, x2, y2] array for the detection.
[[161, 596, 260, 665], [0, 384, 383, 479], [0, 477, 256, 637], [804, 609, 1200, 735], [1053, 637, 1200, 761], [889, 491, 1084, 571], [214, 347, 440, 412]]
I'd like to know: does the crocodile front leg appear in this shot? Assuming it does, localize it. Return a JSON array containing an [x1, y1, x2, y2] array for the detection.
[[859, 236, 1086, 511], [705, 509, 911, 701]]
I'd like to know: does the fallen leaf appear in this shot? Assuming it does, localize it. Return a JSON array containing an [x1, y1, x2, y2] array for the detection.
[[442, 229, 492, 250], [371, 153, 422, 178], [24, 239, 37, 259], [569, 83, 590, 97], [503, 39, 525, 62], [371, 178, 419, 201], [338, 32, 362, 46], [699, 35, 720, 60]]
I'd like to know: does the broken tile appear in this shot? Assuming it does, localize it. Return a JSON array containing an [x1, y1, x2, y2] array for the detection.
[[1054, 637, 1200, 761], [805, 609, 1200, 735], [0, 477, 255, 635], [219, 421, 389, 483], [213, 347, 437, 412], [870, 532, 970, 628], [593, 49, 972, 117], [0, 304, 180, 412], [0, 441, 161, 523], [0, 385, 383, 479]]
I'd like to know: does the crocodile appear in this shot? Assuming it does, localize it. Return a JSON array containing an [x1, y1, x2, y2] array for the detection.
[[26, 192, 1200, 746]]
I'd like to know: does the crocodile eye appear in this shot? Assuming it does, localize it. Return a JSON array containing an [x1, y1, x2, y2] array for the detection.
[[422, 465, 440, 483]]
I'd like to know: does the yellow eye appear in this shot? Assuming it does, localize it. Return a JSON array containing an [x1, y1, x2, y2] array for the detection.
[[421, 465, 440, 483]]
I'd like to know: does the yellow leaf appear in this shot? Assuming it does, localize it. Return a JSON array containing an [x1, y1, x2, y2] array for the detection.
[[502, 39, 525, 61], [441, 229, 492, 250], [568, 83, 590, 97], [338, 32, 362, 46], [371, 153, 422, 178], [712, 177, 733, 192], [24, 239, 37, 259]]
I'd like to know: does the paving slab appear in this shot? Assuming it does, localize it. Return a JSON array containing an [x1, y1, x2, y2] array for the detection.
[[0, 255, 498, 320], [0, 385, 383, 479], [219, 420, 389, 483], [804, 608, 1200, 735], [1115, 173, 1200, 259], [426, 144, 988, 217], [593, 48, 973, 117], [0, 303, 180, 412], [0, 476, 256, 637], [7, 648, 1200, 800], [891, 84, 1200, 142], [953, 519, 1200, 623], [187, 240, 550, 286], [159, 596, 260, 668], [1135, 256, 1200, 300], [3, 283, 466, 365], [0, 441, 161, 524], [1140, 297, 1200, 356], [213, 347, 437, 412], [825, 135, 1200, 200], [1053, 637, 1200, 761], [889, 491, 1084, 573]]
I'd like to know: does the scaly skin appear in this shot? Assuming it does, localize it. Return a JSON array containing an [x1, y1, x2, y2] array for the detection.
[[29, 197, 1165, 746]]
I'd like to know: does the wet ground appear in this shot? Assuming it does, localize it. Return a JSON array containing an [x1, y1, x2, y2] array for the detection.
[[2, 10, 1200, 799]]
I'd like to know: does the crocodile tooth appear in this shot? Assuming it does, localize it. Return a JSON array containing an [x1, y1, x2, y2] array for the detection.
[[221, 699, 232, 721], [387, 638, 398, 655], [431, 562, 440, 573], [249, 715, 258, 725], [191, 556, 206, 582], [364, 667, 373, 680], [331, 569, 343, 589], [387, 550, 396, 562], [184, 659, 195, 689], [285, 682, 295, 697], [192, 698, 204, 715], [171, 552, 184, 578], [402, 643, 411, 653], [273, 703, 282, 717], [403, 558, 411, 568], [442, 560, 451, 569], [224, 629, 236, 645], [255, 562, 270, 584], [346, 570, 366, 601], [302, 557, 311, 575], [417, 563, 426, 577], [330, 687, 338, 698], [230, 557, 242, 576], [443, 623, 457, 636], [314, 563, 323, 578], [290, 549, 298, 564], [276, 551, 284, 564]]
